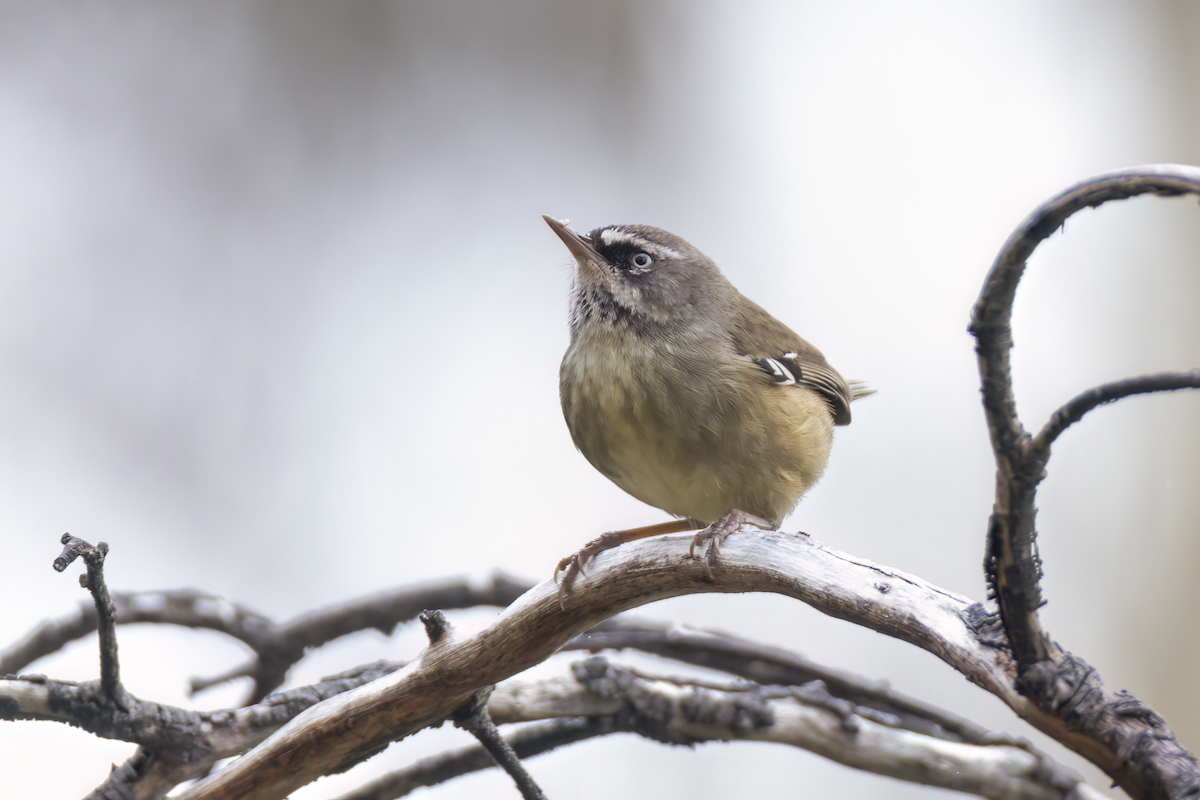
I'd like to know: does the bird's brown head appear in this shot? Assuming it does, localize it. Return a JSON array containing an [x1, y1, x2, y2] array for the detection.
[[543, 216, 732, 335]]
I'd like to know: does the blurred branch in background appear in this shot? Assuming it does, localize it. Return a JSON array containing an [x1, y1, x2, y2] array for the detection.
[[1, 574, 530, 704]]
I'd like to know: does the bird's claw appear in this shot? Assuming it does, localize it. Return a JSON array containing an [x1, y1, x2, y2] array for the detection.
[[688, 510, 774, 580], [554, 531, 625, 608]]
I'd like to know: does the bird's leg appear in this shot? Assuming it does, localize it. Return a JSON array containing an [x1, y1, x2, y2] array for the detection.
[[688, 509, 775, 579], [556, 518, 700, 605]]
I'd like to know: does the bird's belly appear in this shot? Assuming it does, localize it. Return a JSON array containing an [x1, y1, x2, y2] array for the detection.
[[561, 344, 833, 525], [590, 423, 730, 523]]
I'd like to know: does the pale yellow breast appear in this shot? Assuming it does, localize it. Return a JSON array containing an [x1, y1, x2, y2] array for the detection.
[[561, 329, 834, 526]]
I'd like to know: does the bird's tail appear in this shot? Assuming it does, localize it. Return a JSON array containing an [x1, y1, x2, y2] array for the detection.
[[848, 380, 877, 401]]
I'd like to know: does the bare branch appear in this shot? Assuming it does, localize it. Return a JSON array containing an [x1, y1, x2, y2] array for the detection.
[[0, 575, 531, 702], [452, 686, 546, 800], [333, 718, 614, 800], [568, 619, 1006, 746], [7, 576, 1083, 797], [0, 588, 273, 678], [52, 534, 129, 709], [239, 574, 530, 701], [3, 661, 405, 800], [1032, 370, 1200, 452], [489, 656, 1101, 800], [338, 654, 1103, 800], [970, 164, 1200, 670], [171, 529, 1122, 800], [2, 643, 1105, 800], [11, 528, 1170, 799], [423, 610, 546, 799], [967, 163, 1200, 800]]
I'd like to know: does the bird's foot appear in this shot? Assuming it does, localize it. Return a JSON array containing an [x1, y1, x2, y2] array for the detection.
[[688, 509, 774, 579], [554, 519, 699, 607], [554, 530, 625, 605]]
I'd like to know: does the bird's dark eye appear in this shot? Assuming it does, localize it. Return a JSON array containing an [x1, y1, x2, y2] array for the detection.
[[631, 253, 653, 268]]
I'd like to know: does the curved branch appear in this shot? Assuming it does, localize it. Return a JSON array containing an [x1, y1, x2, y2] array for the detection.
[[489, 657, 1099, 800], [969, 164, 1200, 670], [1032, 369, 1200, 452], [567, 619, 1002, 745], [243, 574, 530, 701], [971, 164, 1200, 459], [170, 529, 1190, 800], [0, 575, 531, 702], [0, 589, 273, 677], [340, 655, 1104, 800]]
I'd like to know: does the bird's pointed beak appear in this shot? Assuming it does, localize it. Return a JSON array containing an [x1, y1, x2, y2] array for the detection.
[[543, 215, 603, 264]]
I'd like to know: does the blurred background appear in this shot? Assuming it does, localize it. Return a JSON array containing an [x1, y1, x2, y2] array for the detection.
[[1, 2, 1198, 798]]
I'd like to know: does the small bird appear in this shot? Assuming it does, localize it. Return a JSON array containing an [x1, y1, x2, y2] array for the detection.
[[545, 216, 872, 588]]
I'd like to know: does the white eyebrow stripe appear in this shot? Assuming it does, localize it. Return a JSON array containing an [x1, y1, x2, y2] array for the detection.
[[598, 229, 636, 246], [598, 228, 684, 260]]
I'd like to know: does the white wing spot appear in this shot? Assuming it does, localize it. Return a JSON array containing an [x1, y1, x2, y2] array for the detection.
[[764, 358, 796, 385]]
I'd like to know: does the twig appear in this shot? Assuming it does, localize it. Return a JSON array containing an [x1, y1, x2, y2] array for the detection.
[[334, 718, 613, 800], [453, 687, 546, 800], [1032, 370, 1200, 452], [421, 610, 546, 800], [52, 534, 128, 708], [231, 575, 529, 701]]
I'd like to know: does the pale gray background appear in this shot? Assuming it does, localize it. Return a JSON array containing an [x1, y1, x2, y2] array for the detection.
[[1, 2, 1197, 798]]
